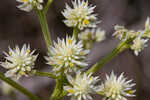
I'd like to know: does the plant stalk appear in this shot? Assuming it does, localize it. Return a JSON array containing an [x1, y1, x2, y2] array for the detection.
[[73, 27, 79, 40], [44, 0, 54, 13], [50, 76, 63, 100], [31, 70, 56, 79], [87, 38, 133, 74], [0, 72, 40, 100], [36, 10, 52, 48]]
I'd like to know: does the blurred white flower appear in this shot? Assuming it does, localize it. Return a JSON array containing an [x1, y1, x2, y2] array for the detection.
[[17, 0, 43, 12], [79, 28, 106, 49], [95, 28, 106, 42], [100, 71, 136, 100], [144, 17, 150, 38], [62, 0, 98, 30], [113, 22, 150, 56], [64, 72, 101, 100], [1, 44, 38, 79], [130, 37, 148, 56], [145, 17, 150, 31], [79, 28, 106, 42], [45, 36, 89, 75], [113, 25, 136, 41], [79, 29, 93, 41]]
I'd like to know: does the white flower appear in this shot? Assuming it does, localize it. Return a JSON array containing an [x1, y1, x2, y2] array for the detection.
[[113, 18, 150, 56], [113, 25, 125, 40], [143, 17, 150, 38], [17, 0, 43, 12], [114, 18, 150, 40], [79, 29, 93, 41], [1, 44, 38, 79], [1, 81, 15, 95], [130, 37, 148, 56], [62, 0, 98, 30], [79, 28, 105, 49], [95, 28, 106, 42], [113, 25, 136, 41], [145, 17, 150, 31], [79, 28, 106, 42], [100, 71, 136, 100], [64, 72, 101, 100], [45, 36, 89, 75]]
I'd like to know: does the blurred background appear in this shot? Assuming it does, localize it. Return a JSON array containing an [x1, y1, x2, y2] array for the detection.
[[0, 0, 150, 100]]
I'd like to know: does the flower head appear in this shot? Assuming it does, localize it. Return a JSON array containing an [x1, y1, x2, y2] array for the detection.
[[113, 25, 136, 41], [17, 0, 43, 12], [64, 72, 101, 100], [130, 37, 148, 56], [62, 0, 98, 30], [95, 28, 106, 42], [113, 19, 150, 56], [100, 71, 136, 100], [143, 17, 150, 38], [79, 28, 105, 42], [45, 36, 89, 75], [79, 28, 106, 49], [145, 17, 150, 31], [1, 44, 38, 79]]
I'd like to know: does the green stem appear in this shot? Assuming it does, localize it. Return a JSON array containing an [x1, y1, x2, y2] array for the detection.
[[73, 27, 79, 40], [58, 91, 68, 99], [44, 0, 54, 13], [50, 80, 61, 100], [0, 72, 40, 100], [36, 10, 52, 48], [50, 76, 64, 100], [87, 38, 133, 74], [31, 70, 56, 79]]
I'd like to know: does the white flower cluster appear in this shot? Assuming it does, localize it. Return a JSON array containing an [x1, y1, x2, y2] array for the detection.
[[100, 72, 136, 100], [62, 0, 98, 30], [45, 36, 89, 75], [130, 38, 148, 56], [79, 28, 106, 49], [17, 0, 43, 12], [64, 72, 101, 100], [113, 17, 150, 56], [64, 71, 135, 100], [113, 25, 136, 41], [1, 44, 38, 79], [10, 1, 139, 100]]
